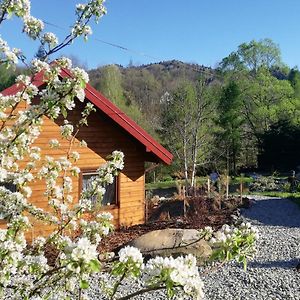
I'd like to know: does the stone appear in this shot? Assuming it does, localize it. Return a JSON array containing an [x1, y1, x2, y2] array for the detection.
[[128, 228, 212, 264]]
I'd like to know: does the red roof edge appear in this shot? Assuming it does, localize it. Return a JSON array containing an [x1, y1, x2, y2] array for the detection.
[[1, 71, 45, 96], [61, 68, 173, 165], [1, 68, 173, 165]]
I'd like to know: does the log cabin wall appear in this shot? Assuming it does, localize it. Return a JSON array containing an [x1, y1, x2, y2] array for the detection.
[[0, 100, 146, 239]]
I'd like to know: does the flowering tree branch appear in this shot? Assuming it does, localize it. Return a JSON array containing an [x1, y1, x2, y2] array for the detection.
[[0, 1, 259, 299]]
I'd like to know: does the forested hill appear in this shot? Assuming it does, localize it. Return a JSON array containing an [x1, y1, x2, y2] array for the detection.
[[88, 60, 216, 135], [1, 39, 299, 175], [88, 39, 300, 175], [124, 60, 213, 81]]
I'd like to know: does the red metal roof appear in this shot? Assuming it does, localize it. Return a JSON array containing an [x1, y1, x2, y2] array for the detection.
[[1, 69, 173, 165]]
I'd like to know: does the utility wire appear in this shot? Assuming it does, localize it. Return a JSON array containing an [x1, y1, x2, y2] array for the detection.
[[44, 20, 160, 60], [43, 19, 220, 79], [93, 37, 159, 61]]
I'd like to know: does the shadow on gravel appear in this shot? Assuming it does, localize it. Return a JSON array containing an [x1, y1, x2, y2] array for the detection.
[[249, 258, 299, 270], [242, 198, 300, 228]]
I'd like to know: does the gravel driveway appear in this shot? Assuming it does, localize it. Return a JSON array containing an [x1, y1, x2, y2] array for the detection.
[[203, 196, 300, 300], [88, 196, 299, 300]]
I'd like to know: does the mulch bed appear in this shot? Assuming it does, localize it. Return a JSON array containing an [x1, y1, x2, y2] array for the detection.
[[42, 195, 250, 264], [99, 195, 250, 253]]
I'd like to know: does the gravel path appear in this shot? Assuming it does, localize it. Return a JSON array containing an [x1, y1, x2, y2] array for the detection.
[[203, 196, 300, 300], [88, 196, 300, 300]]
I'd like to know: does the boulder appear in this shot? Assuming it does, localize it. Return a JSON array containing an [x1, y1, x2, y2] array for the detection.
[[128, 228, 212, 264]]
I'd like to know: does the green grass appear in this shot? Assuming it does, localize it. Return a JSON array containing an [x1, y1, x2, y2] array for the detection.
[[146, 180, 177, 190], [249, 191, 300, 198], [249, 191, 300, 208], [145, 176, 253, 190], [231, 176, 254, 184], [146, 178, 300, 208], [146, 177, 206, 190]]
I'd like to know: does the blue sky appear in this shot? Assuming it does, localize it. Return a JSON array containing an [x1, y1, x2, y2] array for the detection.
[[1, 0, 300, 69]]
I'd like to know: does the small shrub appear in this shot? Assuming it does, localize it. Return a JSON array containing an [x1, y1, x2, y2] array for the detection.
[[249, 176, 285, 192]]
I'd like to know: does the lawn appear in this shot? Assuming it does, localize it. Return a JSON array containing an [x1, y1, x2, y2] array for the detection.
[[146, 176, 253, 190], [249, 191, 300, 208], [146, 180, 177, 190]]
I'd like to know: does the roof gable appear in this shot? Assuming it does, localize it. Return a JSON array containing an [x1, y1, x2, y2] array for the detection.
[[1, 68, 173, 165]]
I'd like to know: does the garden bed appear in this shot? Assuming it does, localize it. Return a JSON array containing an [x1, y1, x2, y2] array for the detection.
[[98, 195, 250, 253]]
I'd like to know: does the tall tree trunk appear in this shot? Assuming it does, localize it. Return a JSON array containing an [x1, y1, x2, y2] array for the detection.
[[191, 134, 198, 188], [183, 128, 188, 197]]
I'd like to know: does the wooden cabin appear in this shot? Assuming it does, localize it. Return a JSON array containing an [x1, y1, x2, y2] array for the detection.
[[0, 68, 172, 238]]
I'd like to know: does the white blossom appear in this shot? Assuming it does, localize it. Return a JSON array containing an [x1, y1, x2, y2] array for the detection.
[[146, 254, 204, 299], [118, 246, 143, 266], [42, 32, 58, 46], [31, 58, 50, 73], [57, 57, 72, 69], [70, 151, 80, 161], [71, 166, 80, 176], [70, 237, 98, 263], [97, 212, 113, 221], [4, 0, 31, 17], [60, 121, 74, 139], [23, 15, 44, 39], [49, 139, 60, 148]]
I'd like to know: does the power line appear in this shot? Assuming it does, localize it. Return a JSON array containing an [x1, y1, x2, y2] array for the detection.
[[43, 20, 160, 60], [44, 20, 65, 31], [43, 19, 219, 79], [93, 37, 159, 61]]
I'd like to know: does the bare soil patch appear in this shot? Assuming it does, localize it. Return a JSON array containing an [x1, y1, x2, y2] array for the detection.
[[99, 195, 250, 253]]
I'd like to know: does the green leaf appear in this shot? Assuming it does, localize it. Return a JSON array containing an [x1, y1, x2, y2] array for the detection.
[[80, 279, 89, 289], [80, 80, 86, 89], [61, 107, 67, 118], [89, 259, 101, 272]]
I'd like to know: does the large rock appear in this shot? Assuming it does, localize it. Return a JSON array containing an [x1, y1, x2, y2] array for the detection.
[[128, 228, 212, 264]]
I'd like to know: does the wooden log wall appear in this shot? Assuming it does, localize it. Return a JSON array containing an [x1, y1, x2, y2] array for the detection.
[[0, 100, 146, 238]]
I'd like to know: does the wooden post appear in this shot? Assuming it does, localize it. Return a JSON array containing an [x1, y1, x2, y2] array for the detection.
[[145, 199, 148, 223], [207, 178, 210, 195], [182, 185, 186, 217], [240, 180, 243, 204], [226, 175, 229, 200]]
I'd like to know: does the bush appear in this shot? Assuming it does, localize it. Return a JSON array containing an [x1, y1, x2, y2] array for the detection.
[[249, 176, 285, 192]]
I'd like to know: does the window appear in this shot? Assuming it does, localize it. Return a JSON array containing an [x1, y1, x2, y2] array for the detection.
[[2, 182, 17, 193], [81, 171, 117, 206], [0, 182, 17, 220]]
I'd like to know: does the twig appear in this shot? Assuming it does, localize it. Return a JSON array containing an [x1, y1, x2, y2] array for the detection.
[[116, 285, 166, 300]]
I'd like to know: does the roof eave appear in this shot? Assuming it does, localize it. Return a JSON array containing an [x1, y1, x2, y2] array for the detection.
[[1, 68, 173, 165]]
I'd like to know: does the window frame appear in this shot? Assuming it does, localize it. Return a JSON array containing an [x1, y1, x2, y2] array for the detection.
[[0, 182, 17, 220], [79, 169, 119, 209]]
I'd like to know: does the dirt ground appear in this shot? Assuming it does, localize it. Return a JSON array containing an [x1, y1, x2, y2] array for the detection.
[[99, 195, 250, 253], [42, 195, 250, 264]]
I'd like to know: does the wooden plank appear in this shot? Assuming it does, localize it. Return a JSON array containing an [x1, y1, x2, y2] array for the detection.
[[2, 100, 149, 236]]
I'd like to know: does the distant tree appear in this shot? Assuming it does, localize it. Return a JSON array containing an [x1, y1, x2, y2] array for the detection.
[[218, 39, 297, 169], [219, 38, 283, 74], [288, 67, 300, 98], [242, 67, 295, 139], [0, 64, 16, 91], [121, 67, 162, 131], [90, 64, 155, 135], [217, 81, 243, 174], [93, 64, 124, 104], [161, 79, 215, 189], [258, 120, 300, 171], [128, 58, 134, 67]]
